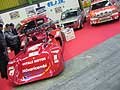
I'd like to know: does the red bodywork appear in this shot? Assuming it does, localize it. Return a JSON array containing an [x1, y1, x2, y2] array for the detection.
[[7, 15, 64, 85], [17, 15, 57, 34], [89, 0, 119, 25]]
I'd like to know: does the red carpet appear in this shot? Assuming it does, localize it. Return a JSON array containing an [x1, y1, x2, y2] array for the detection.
[[64, 20, 120, 61], [0, 79, 12, 90], [9, 20, 120, 62]]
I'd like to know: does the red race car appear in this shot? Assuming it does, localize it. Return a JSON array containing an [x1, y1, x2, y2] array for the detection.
[[16, 15, 58, 32], [7, 15, 64, 85], [89, 0, 119, 25]]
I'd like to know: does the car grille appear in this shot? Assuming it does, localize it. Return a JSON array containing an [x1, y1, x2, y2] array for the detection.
[[96, 11, 112, 18], [64, 22, 74, 26], [100, 17, 112, 22]]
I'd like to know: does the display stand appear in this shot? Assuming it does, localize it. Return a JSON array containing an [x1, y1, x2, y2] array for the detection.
[[61, 27, 76, 41]]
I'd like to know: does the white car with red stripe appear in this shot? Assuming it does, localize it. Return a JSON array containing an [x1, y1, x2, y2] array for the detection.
[[89, 0, 119, 25]]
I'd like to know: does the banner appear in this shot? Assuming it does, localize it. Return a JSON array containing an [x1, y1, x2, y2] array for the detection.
[[9, 11, 20, 20], [0, 16, 4, 24], [25, 6, 36, 17], [36, 6, 46, 15]]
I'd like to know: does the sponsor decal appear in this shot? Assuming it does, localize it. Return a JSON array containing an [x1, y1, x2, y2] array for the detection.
[[21, 65, 51, 81], [22, 57, 46, 66], [8, 66, 15, 76], [51, 50, 59, 53], [22, 57, 47, 76], [29, 51, 39, 57], [28, 44, 41, 52], [53, 55, 59, 63], [51, 50, 59, 63], [22, 64, 47, 73]]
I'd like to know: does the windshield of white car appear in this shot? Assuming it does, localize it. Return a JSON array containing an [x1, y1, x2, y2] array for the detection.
[[61, 10, 78, 20], [91, 1, 112, 10]]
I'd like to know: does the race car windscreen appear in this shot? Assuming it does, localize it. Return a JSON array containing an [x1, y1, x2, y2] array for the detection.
[[91, 1, 112, 10], [18, 19, 45, 34], [61, 10, 78, 20]]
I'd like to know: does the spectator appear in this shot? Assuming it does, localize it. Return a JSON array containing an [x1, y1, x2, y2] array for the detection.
[[0, 23, 9, 79], [9, 23, 21, 52], [4, 24, 11, 31], [4, 24, 20, 55], [9, 23, 18, 35]]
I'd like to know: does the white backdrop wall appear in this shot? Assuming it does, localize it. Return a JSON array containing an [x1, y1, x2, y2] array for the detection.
[[0, 4, 38, 26], [40, 0, 80, 21], [0, 0, 80, 26]]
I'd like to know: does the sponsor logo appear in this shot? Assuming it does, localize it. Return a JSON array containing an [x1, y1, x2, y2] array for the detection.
[[47, 0, 65, 7], [36, 6, 46, 14], [8, 66, 15, 76], [22, 57, 46, 66], [22, 64, 47, 73]]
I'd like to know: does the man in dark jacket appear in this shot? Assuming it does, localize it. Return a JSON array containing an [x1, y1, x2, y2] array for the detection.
[[9, 23, 21, 55], [5, 24, 20, 55], [0, 24, 9, 79], [9, 23, 18, 35]]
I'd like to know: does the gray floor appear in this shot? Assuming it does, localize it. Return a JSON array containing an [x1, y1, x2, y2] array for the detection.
[[16, 34, 120, 90]]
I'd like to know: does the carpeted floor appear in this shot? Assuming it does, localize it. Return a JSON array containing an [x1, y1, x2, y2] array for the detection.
[[8, 20, 120, 61], [64, 20, 120, 61]]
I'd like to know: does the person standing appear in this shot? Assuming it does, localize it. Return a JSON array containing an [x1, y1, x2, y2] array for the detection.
[[4, 24, 20, 55], [0, 23, 9, 79], [9, 23, 21, 55], [9, 23, 18, 35]]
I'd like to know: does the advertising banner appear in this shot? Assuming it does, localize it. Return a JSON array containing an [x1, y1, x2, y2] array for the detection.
[[25, 6, 36, 17], [0, 0, 80, 25], [9, 11, 20, 20], [36, 6, 46, 15], [0, 16, 4, 24]]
